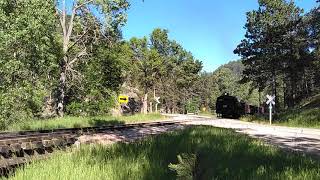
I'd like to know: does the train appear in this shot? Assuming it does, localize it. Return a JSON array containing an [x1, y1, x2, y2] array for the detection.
[[216, 93, 265, 118]]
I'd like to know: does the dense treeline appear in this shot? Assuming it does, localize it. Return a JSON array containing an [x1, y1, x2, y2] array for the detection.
[[234, 0, 320, 111], [0, 0, 319, 129], [195, 0, 320, 113], [0, 0, 202, 128], [0, 0, 203, 128], [125, 29, 202, 114]]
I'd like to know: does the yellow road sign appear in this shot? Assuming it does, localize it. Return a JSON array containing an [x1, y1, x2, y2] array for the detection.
[[118, 95, 129, 104]]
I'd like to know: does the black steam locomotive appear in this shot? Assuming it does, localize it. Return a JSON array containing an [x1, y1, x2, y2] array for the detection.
[[216, 93, 263, 119]]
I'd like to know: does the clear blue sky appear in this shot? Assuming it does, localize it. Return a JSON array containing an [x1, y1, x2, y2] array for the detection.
[[122, 0, 317, 72]]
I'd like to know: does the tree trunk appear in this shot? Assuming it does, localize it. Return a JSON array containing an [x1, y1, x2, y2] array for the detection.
[[141, 93, 148, 114], [149, 101, 153, 113], [57, 57, 67, 117], [272, 70, 279, 113], [258, 88, 261, 114]]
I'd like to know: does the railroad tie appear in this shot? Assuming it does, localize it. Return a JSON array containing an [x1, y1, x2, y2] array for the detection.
[[0, 146, 11, 159]]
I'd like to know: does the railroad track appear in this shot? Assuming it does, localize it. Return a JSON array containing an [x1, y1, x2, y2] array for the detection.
[[0, 120, 187, 175]]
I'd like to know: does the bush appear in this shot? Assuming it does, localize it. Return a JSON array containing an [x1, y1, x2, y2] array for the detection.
[[240, 114, 267, 122], [186, 98, 200, 113], [66, 93, 116, 116], [168, 153, 197, 180], [0, 85, 46, 130]]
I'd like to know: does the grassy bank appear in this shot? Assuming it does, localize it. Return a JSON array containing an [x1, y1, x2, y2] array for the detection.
[[7, 113, 166, 131], [241, 94, 320, 128], [240, 109, 320, 128], [9, 126, 320, 180], [276, 108, 320, 128]]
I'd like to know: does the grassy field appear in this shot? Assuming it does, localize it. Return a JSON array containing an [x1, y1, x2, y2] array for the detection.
[[9, 126, 320, 180], [6, 113, 166, 131]]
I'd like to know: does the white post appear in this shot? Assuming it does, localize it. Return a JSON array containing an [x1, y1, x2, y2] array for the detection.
[[269, 103, 272, 125]]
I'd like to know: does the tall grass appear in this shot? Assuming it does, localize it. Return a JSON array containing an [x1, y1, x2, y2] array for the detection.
[[240, 108, 320, 128], [240, 93, 320, 128], [277, 108, 320, 128], [9, 126, 320, 180], [6, 113, 165, 131]]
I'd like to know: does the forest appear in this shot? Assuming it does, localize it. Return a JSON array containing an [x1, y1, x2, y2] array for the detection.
[[203, 0, 320, 114], [0, 0, 204, 129], [0, 0, 319, 129], [234, 0, 320, 111]]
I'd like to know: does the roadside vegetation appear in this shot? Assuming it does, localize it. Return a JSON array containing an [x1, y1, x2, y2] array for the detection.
[[240, 94, 320, 128], [6, 113, 165, 132], [197, 111, 216, 118], [0, 0, 204, 131], [9, 126, 320, 180]]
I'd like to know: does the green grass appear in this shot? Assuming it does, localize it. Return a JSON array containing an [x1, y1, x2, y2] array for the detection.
[[240, 109, 320, 128], [241, 94, 320, 128], [276, 108, 320, 128], [6, 113, 166, 131], [198, 111, 216, 118], [240, 115, 270, 124], [9, 126, 320, 180]]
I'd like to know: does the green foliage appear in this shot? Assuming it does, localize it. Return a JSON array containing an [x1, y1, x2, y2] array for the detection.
[[198, 60, 261, 112], [240, 114, 268, 123], [235, 0, 319, 110], [186, 98, 200, 113], [275, 94, 320, 127], [240, 94, 320, 128], [125, 28, 202, 114], [66, 43, 128, 116], [67, 96, 115, 116], [10, 126, 320, 179], [168, 153, 197, 180], [0, 0, 58, 129], [0, 0, 204, 125]]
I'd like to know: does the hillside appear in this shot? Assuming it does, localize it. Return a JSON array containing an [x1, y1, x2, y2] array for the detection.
[[211, 60, 260, 106], [277, 94, 320, 128], [219, 60, 244, 77]]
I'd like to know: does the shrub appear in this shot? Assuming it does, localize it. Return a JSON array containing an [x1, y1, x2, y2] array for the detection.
[[66, 93, 116, 116], [169, 153, 197, 180], [0, 85, 46, 130]]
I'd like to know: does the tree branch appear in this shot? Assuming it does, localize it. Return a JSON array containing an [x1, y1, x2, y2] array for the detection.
[[66, 0, 95, 52], [62, 0, 66, 37], [67, 29, 89, 52], [65, 0, 78, 48], [75, 0, 94, 10], [54, 1, 66, 38], [68, 48, 88, 66]]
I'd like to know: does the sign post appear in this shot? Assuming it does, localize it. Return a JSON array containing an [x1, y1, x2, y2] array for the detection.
[[266, 95, 275, 125]]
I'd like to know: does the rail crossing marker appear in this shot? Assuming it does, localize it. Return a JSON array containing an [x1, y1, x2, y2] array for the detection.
[[154, 96, 160, 112], [155, 97, 160, 104], [266, 95, 275, 125]]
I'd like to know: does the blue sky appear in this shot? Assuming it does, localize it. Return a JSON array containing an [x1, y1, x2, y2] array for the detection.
[[122, 0, 318, 72]]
